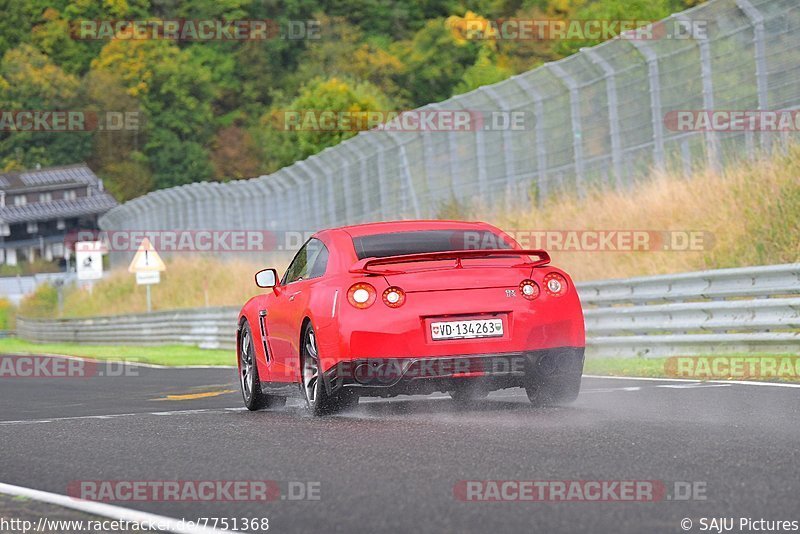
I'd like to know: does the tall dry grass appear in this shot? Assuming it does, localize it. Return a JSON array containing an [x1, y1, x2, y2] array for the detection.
[[485, 145, 800, 280], [19, 145, 799, 317], [47, 255, 289, 318]]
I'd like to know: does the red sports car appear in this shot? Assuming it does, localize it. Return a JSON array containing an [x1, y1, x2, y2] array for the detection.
[[237, 220, 585, 415]]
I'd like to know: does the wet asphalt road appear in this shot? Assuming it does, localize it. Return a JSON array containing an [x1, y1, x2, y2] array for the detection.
[[1, 355, 799, 534]]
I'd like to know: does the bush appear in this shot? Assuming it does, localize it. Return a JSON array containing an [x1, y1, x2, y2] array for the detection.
[[18, 284, 58, 319], [0, 298, 16, 330]]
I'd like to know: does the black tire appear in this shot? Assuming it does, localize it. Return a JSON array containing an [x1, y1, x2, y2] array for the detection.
[[239, 322, 286, 411], [525, 372, 582, 407], [301, 321, 356, 415]]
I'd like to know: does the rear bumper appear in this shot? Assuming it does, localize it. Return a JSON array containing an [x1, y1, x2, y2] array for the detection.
[[323, 346, 585, 397]]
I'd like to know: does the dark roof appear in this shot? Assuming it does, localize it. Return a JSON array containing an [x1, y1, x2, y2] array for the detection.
[[0, 163, 102, 193], [0, 164, 118, 224], [0, 194, 119, 224]]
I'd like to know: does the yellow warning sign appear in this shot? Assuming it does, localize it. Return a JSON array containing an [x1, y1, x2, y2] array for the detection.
[[128, 238, 167, 273]]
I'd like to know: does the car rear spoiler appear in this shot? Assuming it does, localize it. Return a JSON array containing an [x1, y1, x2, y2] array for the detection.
[[349, 249, 551, 275]]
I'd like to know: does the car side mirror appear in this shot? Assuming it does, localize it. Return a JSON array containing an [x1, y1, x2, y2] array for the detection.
[[255, 268, 278, 288]]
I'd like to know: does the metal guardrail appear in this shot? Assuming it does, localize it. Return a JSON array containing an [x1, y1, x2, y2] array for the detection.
[[0, 272, 76, 306], [578, 263, 800, 357], [16, 307, 239, 351], [13, 264, 800, 359]]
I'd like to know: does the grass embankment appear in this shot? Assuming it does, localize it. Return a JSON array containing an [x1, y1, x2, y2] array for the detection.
[[487, 144, 800, 280], [0, 338, 232, 366], [2, 337, 795, 384], [19, 256, 282, 319], [17, 145, 800, 318], [584, 355, 800, 383]]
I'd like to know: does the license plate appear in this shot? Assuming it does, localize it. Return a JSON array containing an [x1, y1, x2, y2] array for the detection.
[[430, 318, 504, 340]]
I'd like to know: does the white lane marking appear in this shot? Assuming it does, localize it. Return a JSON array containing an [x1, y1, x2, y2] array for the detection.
[[583, 374, 800, 388], [581, 386, 643, 393], [0, 482, 227, 534], [0, 408, 241, 427], [657, 383, 732, 389]]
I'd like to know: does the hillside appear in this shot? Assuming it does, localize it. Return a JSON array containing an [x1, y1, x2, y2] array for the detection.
[[1, 0, 696, 200]]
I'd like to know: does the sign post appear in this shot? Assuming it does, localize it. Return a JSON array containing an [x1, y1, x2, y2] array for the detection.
[[75, 240, 104, 296], [76, 241, 104, 277], [128, 238, 166, 313]]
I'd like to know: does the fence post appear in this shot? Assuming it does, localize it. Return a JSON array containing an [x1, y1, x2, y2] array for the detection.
[[630, 39, 665, 171], [446, 129, 459, 197], [362, 134, 389, 219], [584, 48, 625, 189], [547, 62, 586, 198], [512, 74, 548, 205], [305, 157, 335, 227], [482, 86, 516, 209], [736, 0, 771, 155], [676, 14, 719, 172], [295, 161, 323, 229], [331, 150, 354, 223], [250, 179, 273, 230], [283, 167, 312, 229], [264, 178, 286, 229], [341, 143, 369, 223], [385, 132, 421, 219], [421, 130, 437, 216]]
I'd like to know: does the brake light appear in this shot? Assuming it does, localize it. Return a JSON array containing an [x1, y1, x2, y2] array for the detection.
[[543, 272, 568, 296], [519, 279, 540, 300], [347, 283, 377, 308], [382, 286, 406, 308]]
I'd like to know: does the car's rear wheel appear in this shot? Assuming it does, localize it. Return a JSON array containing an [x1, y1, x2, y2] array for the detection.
[[240, 322, 286, 411], [301, 321, 357, 415], [525, 372, 581, 407]]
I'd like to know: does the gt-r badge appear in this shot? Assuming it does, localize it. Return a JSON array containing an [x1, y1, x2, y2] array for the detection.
[[506, 289, 516, 298]]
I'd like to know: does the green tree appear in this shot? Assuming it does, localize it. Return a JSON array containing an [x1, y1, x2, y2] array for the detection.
[[454, 46, 513, 95], [554, 0, 689, 56], [259, 77, 392, 171], [90, 38, 216, 188], [395, 18, 481, 106], [0, 44, 91, 170]]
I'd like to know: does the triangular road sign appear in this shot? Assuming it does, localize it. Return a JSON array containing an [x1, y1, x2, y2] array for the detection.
[[128, 237, 167, 273]]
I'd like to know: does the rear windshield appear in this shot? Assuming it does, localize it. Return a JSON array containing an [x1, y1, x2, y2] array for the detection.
[[352, 230, 512, 260]]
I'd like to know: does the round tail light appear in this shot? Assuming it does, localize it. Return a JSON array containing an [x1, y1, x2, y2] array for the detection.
[[543, 272, 568, 297], [347, 283, 377, 308], [519, 279, 540, 300], [382, 286, 406, 307]]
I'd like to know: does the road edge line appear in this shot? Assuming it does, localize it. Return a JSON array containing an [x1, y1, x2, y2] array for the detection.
[[583, 374, 800, 388], [0, 482, 228, 534]]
